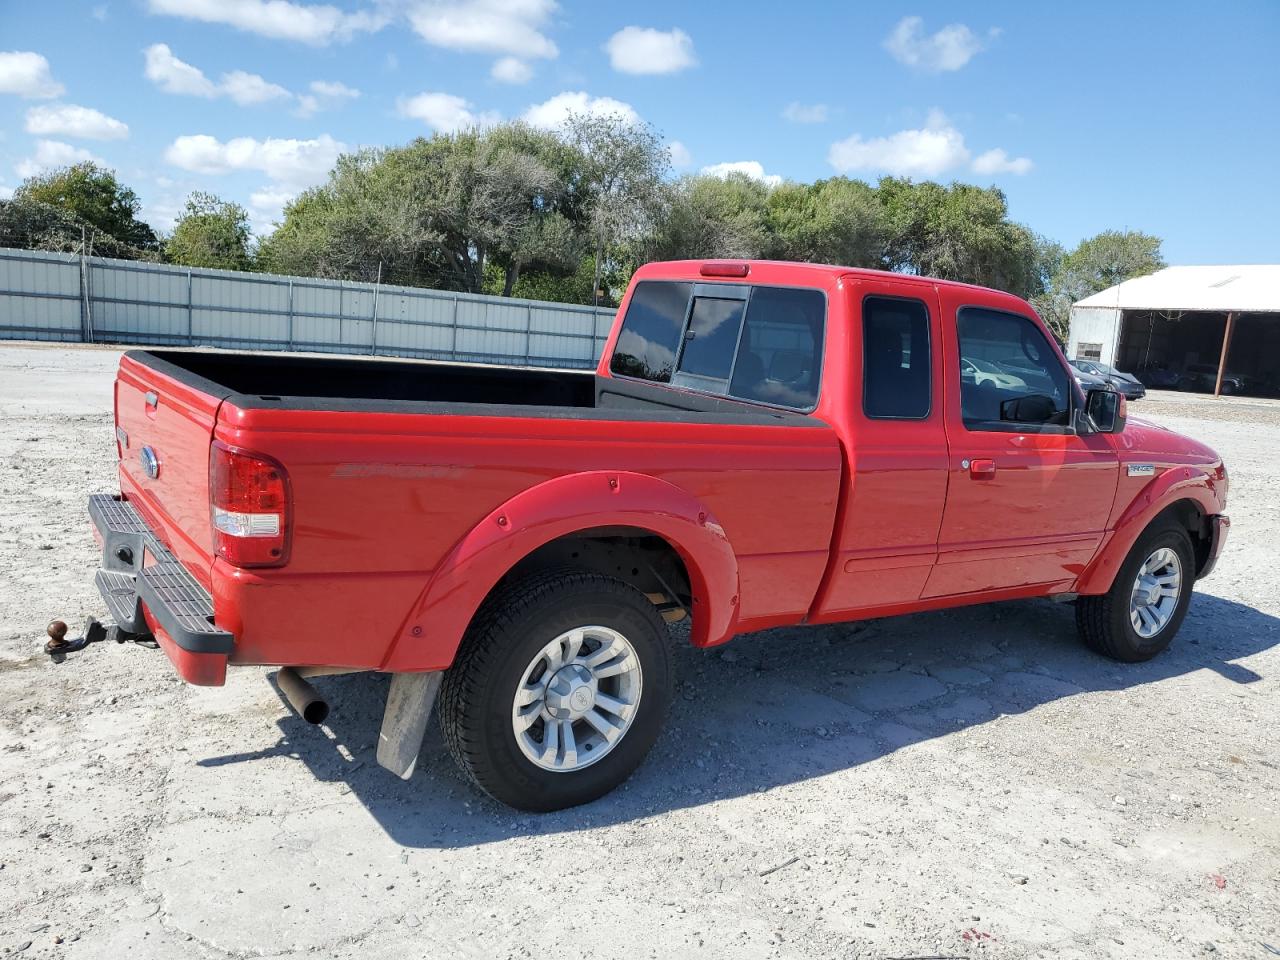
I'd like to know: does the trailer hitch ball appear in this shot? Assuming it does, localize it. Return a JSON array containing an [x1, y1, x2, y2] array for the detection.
[[45, 617, 109, 658], [46, 620, 69, 651]]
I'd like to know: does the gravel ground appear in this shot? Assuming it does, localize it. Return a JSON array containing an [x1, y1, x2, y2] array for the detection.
[[1, 343, 1277, 960]]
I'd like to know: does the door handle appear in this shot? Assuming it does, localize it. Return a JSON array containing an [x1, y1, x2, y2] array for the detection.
[[963, 458, 996, 480]]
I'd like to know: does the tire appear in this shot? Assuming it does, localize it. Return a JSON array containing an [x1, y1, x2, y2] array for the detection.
[[1076, 522, 1195, 662], [438, 568, 673, 811]]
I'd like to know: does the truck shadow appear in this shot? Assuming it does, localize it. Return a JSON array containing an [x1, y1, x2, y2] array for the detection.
[[200, 591, 1278, 848]]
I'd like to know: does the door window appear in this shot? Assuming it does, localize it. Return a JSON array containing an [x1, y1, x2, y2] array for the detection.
[[957, 307, 1072, 431], [862, 296, 931, 419]]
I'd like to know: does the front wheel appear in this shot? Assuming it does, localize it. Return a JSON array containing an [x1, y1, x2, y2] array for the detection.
[[438, 569, 673, 811], [1076, 523, 1195, 661]]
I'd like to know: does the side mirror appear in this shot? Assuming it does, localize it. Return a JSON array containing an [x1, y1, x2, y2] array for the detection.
[[1000, 393, 1056, 424], [1086, 387, 1127, 434]]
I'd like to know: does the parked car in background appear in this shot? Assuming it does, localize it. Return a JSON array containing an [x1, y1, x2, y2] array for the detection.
[[1177, 363, 1254, 396], [961, 356, 1026, 390], [1136, 365, 1182, 390], [1070, 359, 1146, 400]]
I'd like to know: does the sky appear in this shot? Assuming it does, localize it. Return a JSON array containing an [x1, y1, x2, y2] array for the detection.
[[1, 0, 1278, 265]]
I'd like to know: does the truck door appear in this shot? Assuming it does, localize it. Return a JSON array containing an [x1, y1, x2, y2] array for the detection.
[[923, 290, 1119, 598], [810, 279, 949, 619]]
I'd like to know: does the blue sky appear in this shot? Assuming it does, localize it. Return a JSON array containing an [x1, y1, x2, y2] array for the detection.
[[2, 0, 1277, 265]]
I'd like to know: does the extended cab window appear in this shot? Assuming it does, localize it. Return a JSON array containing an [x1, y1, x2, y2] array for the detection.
[[729, 286, 825, 410], [612, 280, 825, 411], [610, 281, 693, 382], [958, 307, 1072, 431], [862, 296, 931, 419]]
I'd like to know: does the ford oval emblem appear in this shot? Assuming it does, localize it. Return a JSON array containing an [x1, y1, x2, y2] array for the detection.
[[140, 446, 161, 480]]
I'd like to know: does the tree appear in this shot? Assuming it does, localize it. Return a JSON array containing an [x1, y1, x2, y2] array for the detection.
[[563, 113, 669, 303], [166, 192, 252, 270], [767, 177, 885, 268], [876, 178, 1043, 297], [1033, 230, 1165, 339], [645, 173, 772, 262], [14, 162, 157, 250], [257, 124, 588, 295]]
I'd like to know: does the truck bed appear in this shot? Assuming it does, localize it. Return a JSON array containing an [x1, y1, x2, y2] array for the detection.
[[136, 350, 812, 422]]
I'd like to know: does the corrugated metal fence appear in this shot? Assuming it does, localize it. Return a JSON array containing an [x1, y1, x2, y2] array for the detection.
[[0, 247, 615, 369]]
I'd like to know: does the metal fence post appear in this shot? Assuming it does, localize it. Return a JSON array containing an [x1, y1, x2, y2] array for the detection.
[[287, 279, 294, 350], [186, 269, 194, 345], [525, 303, 533, 366], [370, 261, 382, 356], [451, 294, 459, 360]]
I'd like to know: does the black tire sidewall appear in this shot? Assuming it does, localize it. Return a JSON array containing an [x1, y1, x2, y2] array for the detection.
[[1107, 526, 1195, 659], [463, 577, 672, 811]]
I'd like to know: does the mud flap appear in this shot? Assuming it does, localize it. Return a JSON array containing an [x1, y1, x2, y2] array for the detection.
[[376, 672, 443, 780]]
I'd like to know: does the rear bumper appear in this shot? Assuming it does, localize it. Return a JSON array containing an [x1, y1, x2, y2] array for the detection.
[[89, 493, 233, 685], [1198, 514, 1230, 580]]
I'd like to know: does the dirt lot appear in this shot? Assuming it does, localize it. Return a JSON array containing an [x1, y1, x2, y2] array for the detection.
[[1, 343, 1277, 960]]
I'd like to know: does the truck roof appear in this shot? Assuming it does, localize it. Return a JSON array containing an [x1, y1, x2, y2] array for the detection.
[[635, 259, 1032, 303]]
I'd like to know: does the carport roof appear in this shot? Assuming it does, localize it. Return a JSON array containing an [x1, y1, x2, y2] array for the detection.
[[1074, 264, 1280, 313]]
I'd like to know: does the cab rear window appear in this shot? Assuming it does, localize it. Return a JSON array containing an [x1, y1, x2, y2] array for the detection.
[[610, 280, 825, 411]]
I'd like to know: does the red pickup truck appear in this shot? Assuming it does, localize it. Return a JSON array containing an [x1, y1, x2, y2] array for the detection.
[[84, 259, 1229, 811]]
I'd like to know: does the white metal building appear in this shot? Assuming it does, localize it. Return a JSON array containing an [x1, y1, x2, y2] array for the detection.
[[1067, 264, 1280, 396]]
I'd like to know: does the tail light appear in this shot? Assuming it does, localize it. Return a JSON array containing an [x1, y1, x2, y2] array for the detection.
[[209, 441, 291, 568]]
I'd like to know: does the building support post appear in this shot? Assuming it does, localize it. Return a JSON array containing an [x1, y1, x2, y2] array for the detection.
[[1213, 311, 1237, 398]]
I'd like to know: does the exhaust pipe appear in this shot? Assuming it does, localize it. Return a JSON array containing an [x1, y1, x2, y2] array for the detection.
[[277, 667, 330, 725]]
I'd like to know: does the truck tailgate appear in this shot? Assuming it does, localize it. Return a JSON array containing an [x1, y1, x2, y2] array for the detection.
[[115, 353, 223, 587]]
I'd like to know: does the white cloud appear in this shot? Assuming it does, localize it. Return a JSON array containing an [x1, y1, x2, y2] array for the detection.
[[398, 92, 499, 133], [972, 147, 1033, 176], [668, 140, 691, 168], [491, 56, 532, 84], [296, 79, 361, 117], [522, 91, 640, 129], [144, 43, 218, 97], [145, 44, 351, 117], [16, 140, 104, 179], [164, 133, 345, 187], [700, 161, 782, 188], [92, 5, 109, 20], [604, 26, 696, 75], [407, 0, 558, 60], [248, 186, 298, 232], [883, 16, 995, 72], [0, 185, 14, 201], [782, 102, 828, 124], [0, 51, 65, 99], [25, 104, 129, 141], [309, 79, 360, 101], [827, 110, 970, 177], [146, 0, 387, 45], [221, 70, 292, 106]]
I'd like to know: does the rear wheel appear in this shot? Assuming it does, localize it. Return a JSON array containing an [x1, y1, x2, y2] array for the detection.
[[438, 569, 672, 811], [1076, 522, 1195, 661]]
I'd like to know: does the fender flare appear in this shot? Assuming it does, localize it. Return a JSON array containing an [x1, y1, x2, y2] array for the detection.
[[1075, 466, 1220, 595], [380, 471, 741, 672]]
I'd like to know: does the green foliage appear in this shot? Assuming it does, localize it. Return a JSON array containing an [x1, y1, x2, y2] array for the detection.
[[165, 192, 252, 270], [1033, 230, 1165, 339], [645, 173, 772, 261], [258, 124, 589, 295], [14, 162, 157, 250], [876, 177, 1045, 298], [767, 177, 885, 267]]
